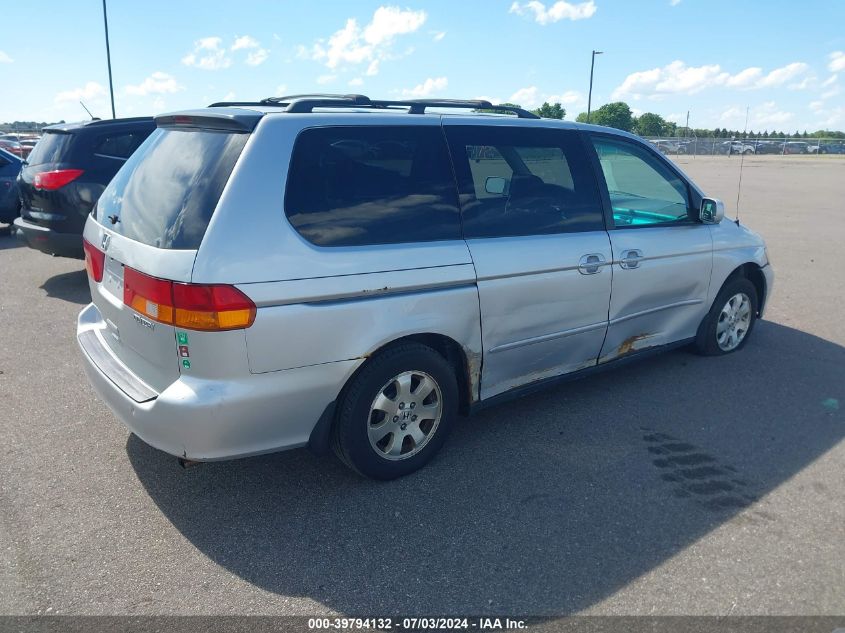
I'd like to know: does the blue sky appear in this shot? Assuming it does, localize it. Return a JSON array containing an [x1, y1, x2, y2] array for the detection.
[[1, 0, 843, 131]]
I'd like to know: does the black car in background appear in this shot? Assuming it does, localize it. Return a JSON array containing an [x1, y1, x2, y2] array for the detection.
[[0, 148, 23, 225], [14, 117, 154, 257]]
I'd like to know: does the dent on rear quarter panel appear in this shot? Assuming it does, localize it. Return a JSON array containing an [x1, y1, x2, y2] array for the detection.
[[241, 279, 483, 399]]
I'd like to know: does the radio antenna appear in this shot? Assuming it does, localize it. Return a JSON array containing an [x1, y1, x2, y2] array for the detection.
[[735, 105, 749, 225], [79, 101, 95, 120]]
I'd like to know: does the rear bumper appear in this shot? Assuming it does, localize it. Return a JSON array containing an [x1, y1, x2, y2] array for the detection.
[[14, 216, 83, 258], [77, 302, 361, 461]]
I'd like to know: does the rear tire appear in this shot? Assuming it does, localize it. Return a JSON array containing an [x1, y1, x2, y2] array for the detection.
[[332, 343, 458, 480], [694, 277, 758, 356]]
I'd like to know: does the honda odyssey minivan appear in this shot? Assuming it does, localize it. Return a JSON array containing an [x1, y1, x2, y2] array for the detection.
[[77, 94, 773, 479]]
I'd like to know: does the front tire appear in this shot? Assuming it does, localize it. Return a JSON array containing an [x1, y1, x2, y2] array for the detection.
[[694, 277, 758, 356], [332, 343, 458, 479]]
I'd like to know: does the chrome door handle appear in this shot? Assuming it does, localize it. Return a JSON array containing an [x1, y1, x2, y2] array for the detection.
[[619, 249, 643, 269], [578, 253, 606, 275]]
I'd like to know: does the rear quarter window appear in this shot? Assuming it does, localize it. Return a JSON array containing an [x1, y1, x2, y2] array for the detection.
[[95, 127, 248, 249], [92, 130, 150, 160], [284, 126, 461, 247]]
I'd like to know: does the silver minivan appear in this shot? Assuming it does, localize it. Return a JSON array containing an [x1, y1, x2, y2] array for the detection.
[[77, 95, 773, 479]]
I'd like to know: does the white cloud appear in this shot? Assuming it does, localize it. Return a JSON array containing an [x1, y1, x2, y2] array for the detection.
[[546, 90, 584, 105], [221, 91, 236, 101], [183, 35, 268, 68], [509, 86, 541, 108], [433, 31, 446, 41], [669, 0, 681, 5], [310, 6, 426, 74], [809, 103, 844, 128], [720, 101, 794, 129], [509, 1, 597, 24], [231, 35, 268, 65], [124, 71, 183, 96], [316, 74, 338, 85], [755, 62, 809, 88], [822, 74, 838, 88], [231, 35, 259, 50], [725, 67, 762, 88], [0, 50, 12, 63], [613, 60, 810, 99], [349, 77, 364, 87], [402, 76, 448, 98], [275, 84, 288, 96], [246, 49, 269, 66], [55, 81, 107, 103], [828, 51, 845, 73], [182, 36, 231, 70], [499, 87, 584, 110]]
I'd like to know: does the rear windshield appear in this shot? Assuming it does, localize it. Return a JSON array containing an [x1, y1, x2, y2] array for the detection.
[[26, 131, 74, 166], [95, 128, 248, 249]]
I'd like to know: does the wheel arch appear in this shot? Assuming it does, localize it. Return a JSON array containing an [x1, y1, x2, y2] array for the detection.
[[363, 333, 477, 416], [723, 262, 767, 315], [308, 332, 478, 456]]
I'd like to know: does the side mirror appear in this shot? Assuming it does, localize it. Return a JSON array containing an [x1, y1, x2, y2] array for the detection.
[[485, 176, 508, 195], [700, 197, 725, 224]]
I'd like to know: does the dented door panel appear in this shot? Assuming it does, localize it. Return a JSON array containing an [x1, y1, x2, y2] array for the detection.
[[600, 224, 713, 363]]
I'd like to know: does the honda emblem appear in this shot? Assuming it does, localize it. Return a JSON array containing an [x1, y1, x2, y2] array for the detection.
[[101, 234, 111, 251]]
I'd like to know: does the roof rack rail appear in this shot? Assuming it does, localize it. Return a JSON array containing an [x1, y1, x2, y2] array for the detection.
[[209, 93, 540, 119], [402, 99, 539, 118], [207, 100, 269, 108]]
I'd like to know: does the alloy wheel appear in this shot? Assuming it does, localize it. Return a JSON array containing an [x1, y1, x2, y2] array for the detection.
[[716, 292, 752, 351], [367, 370, 443, 460]]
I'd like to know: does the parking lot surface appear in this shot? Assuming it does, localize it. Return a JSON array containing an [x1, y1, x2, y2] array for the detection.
[[0, 156, 843, 616]]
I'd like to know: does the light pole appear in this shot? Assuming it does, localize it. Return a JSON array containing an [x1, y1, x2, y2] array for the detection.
[[102, 0, 116, 119], [586, 50, 603, 123]]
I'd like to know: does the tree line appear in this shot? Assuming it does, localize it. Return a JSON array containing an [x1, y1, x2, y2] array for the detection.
[[502, 101, 845, 139], [0, 120, 66, 133]]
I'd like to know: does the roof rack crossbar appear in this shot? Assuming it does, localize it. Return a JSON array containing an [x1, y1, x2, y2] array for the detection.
[[209, 93, 541, 118]]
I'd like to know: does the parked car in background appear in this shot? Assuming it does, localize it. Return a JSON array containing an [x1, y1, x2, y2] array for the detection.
[[0, 139, 26, 159], [752, 141, 781, 154], [14, 117, 155, 257], [808, 142, 845, 154], [0, 134, 31, 143], [0, 147, 23, 225], [650, 139, 680, 154], [76, 94, 773, 479], [782, 141, 808, 155], [19, 138, 38, 158], [717, 141, 755, 155]]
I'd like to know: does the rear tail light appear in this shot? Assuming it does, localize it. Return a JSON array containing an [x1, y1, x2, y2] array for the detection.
[[123, 267, 256, 331], [33, 169, 84, 191], [83, 239, 105, 282]]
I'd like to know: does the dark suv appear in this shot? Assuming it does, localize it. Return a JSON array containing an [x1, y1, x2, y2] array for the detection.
[[14, 117, 154, 257]]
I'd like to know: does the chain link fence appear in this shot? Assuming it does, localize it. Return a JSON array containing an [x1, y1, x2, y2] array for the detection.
[[642, 137, 845, 156]]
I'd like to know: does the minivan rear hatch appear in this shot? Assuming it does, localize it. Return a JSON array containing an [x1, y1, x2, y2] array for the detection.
[[83, 111, 257, 393]]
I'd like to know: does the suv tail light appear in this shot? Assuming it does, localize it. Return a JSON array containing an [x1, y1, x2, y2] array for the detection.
[[83, 239, 105, 282], [33, 169, 84, 191], [123, 267, 256, 331]]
